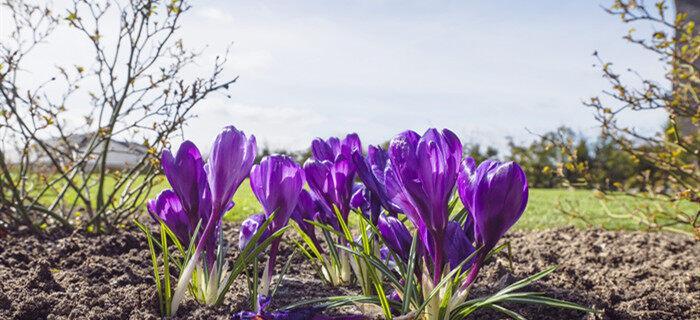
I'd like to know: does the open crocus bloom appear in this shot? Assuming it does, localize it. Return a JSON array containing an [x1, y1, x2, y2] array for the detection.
[[458, 157, 528, 285]]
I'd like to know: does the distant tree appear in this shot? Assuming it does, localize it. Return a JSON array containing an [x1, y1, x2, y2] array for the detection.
[[463, 143, 499, 164], [559, 0, 699, 238]]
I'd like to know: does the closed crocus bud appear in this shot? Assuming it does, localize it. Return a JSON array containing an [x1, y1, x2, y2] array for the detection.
[[207, 126, 257, 218], [250, 155, 305, 232], [147, 189, 191, 245], [377, 214, 414, 263], [458, 158, 528, 286], [238, 213, 268, 250], [160, 141, 211, 226], [250, 155, 305, 294], [458, 158, 528, 252], [386, 128, 462, 281]]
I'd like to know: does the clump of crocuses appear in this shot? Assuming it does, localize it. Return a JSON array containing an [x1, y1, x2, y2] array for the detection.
[[139, 125, 279, 317], [141, 125, 591, 319], [295, 134, 364, 286], [319, 128, 583, 320]]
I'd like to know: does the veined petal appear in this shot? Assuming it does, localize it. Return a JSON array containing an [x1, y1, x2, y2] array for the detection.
[[147, 189, 191, 244], [251, 155, 304, 232], [208, 126, 257, 218], [160, 141, 210, 226], [472, 161, 528, 250]]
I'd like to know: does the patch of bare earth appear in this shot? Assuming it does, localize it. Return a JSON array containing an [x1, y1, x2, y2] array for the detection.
[[0, 226, 697, 319]]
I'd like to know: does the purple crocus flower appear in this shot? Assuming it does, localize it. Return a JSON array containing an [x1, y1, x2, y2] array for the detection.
[[162, 126, 256, 314], [250, 155, 305, 232], [160, 141, 212, 232], [147, 190, 191, 244], [291, 190, 323, 252], [239, 213, 269, 250], [457, 158, 528, 285], [208, 126, 258, 216], [249, 155, 305, 291], [350, 184, 381, 225], [311, 133, 361, 163], [377, 214, 414, 263], [352, 145, 401, 215], [443, 221, 475, 271], [304, 133, 362, 227], [384, 128, 462, 282]]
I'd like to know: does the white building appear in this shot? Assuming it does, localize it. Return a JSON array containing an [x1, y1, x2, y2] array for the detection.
[[42, 133, 148, 170]]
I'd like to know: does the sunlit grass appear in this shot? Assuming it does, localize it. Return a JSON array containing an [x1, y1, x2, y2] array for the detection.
[[25, 174, 693, 232]]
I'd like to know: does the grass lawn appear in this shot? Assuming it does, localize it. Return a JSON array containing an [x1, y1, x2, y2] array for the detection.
[[32, 175, 693, 232], [219, 181, 693, 232]]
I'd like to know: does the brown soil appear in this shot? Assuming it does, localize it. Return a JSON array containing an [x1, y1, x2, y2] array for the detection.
[[0, 226, 697, 320]]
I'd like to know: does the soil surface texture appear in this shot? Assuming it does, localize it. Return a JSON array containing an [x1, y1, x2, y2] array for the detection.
[[0, 226, 697, 320]]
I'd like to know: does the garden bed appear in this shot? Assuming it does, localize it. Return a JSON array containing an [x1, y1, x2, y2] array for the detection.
[[0, 226, 697, 320]]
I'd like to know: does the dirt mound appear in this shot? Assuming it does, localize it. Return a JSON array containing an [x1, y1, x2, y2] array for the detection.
[[0, 226, 697, 319]]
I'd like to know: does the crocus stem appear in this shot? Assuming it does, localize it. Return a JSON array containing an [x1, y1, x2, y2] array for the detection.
[[431, 234, 444, 284], [261, 237, 281, 296], [462, 256, 483, 289], [171, 210, 221, 314]]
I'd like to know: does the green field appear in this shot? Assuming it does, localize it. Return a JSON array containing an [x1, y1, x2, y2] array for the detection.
[[220, 181, 694, 232], [32, 175, 693, 232]]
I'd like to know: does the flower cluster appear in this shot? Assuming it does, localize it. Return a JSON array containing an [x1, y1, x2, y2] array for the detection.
[[141, 125, 588, 319]]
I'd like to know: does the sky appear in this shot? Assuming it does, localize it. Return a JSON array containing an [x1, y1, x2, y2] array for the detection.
[[1, 0, 671, 153]]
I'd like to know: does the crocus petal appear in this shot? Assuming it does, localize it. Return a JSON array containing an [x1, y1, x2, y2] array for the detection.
[[238, 213, 268, 250], [311, 138, 336, 162], [207, 126, 257, 217], [350, 183, 368, 211], [377, 214, 414, 262], [160, 141, 210, 226], [443, 221, 475, 271], [291, 190, 323, 252], [250, 155, 305, 232], [147, 189, 191, 244], [457, 157, 497, 215], [352, 147, 402, 215], [472, 161, 528, 250]]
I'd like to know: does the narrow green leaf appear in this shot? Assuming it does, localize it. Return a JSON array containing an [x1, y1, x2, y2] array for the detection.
[[135, 220, 164, 316], [160, 222, 172, 315], [490, 304, 527, 320], [271, 249, 296, 299], [402, 232, 419, 314]]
